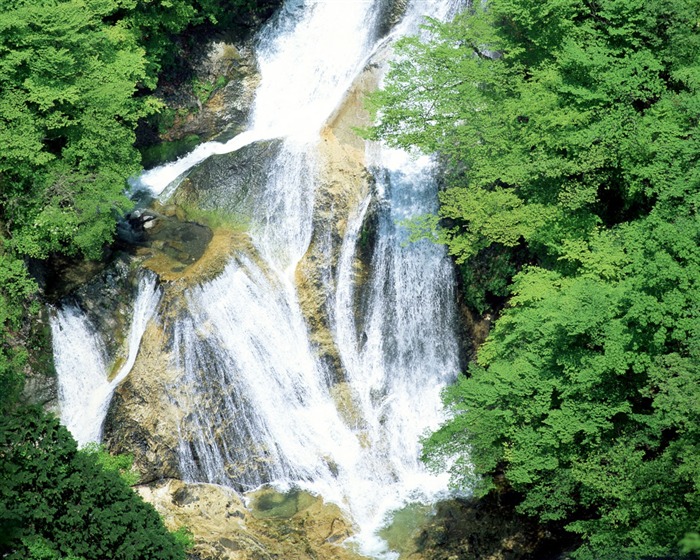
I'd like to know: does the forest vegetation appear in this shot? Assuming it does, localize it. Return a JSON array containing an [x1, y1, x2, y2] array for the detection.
[[0, 0, 275, 557], [369, 0, 700, 558]]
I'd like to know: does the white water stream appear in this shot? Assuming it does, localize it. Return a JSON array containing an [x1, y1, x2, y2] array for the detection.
[[50, 275, 161, 447], [54, 0, 464, 557]]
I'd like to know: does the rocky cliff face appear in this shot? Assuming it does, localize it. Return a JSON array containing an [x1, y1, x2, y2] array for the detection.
[[170, 42, 261, 144], [139, 33, 266, 169], [294, 67, 378, 379]]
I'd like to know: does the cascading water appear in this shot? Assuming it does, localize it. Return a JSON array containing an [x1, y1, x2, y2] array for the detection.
[[161, 2, 463, 555], [55, 0, 466, 557], [50, 274, 161, 447], [134, 0, 386, 196], [329, 146, 461, 554]]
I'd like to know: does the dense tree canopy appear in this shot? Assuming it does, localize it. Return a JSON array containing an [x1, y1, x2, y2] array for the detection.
[[371, 0, 700, 557], [0, 0, 153, 261], [0, 406, 186, 559], [0, 1, 153, 481]]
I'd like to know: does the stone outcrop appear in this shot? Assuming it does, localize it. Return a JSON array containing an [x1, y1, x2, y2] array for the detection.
[[20, 307, 59, 413], [172, 140, 282, 216], [137, 481, 368, 560], [293, 61, 381, 381], [103, 321, 183, 483], [155, 41, 261, 148]]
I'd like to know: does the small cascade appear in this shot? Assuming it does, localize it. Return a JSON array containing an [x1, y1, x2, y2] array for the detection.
[[327, 147, 460, 556], [173, 253, 358, 489], [50, 274, 161, 446]]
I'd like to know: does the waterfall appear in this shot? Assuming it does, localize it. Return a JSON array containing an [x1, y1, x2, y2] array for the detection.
[[329, 145, 460, 553], [55, 0, 466, 557], [163, 1, 463, 556], [133, 0, 385, 195], [50, 275, 161, 446]]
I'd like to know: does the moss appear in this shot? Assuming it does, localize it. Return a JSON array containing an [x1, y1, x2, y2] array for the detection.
[[25, 308, 56, 379], [139, 134, 201, 170], [192, 76, 229, 106], [178, 202, 250, 232], [139, 228, 250, 287]]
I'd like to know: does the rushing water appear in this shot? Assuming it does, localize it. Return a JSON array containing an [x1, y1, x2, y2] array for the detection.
[[53, 0, 464, 557], [50, 275, 161, 447]]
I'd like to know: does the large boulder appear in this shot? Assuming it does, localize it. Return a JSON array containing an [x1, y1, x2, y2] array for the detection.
[[172, 139, 282, 217]]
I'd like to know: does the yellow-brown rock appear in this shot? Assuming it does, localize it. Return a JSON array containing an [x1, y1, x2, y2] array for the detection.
[[137, 481, 370, 560]]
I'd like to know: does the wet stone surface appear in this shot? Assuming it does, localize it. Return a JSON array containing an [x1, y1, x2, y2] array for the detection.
[[118, 209, 214, 274]]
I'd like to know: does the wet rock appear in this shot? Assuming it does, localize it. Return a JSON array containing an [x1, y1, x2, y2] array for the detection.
[[17, 304, 59, 411], [375, 0, 411, 40], [294, 61, 380, 383], [168, 41, 261, 145], [22, 370, 58, 412], [136, 480, 267, 560], [347, 193, 382, 343], [103, 322, 183, 483], [120, 209, 213, 262], [172, 139, 282, 217], [407, 492, 576, 560], [61, 255, 139, 362], [115, 204, 251, 287], [139, 227, 250, 287], [137, 481, 368, 560]]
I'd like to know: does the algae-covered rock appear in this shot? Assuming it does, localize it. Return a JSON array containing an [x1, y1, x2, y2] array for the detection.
[[408, 493, 574, 560]]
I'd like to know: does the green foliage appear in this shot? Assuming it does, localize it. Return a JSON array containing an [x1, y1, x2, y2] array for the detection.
[[457, 244, 522, 314], [373, 0, 700, 557], [0, 0, 155, 261], [426, 205, 700, 557], [81, 442, 140, 486], [171, 527, 194, 552], [370, 0, 700, 290], [0, 253, 37, 412], [179, 203, 250, 231], [0, 1, 280, 557], [0, 406, 186, 560], [21, 536, 83, 560], [681, 533, 700, 555], [192, 76, 228, 105]]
